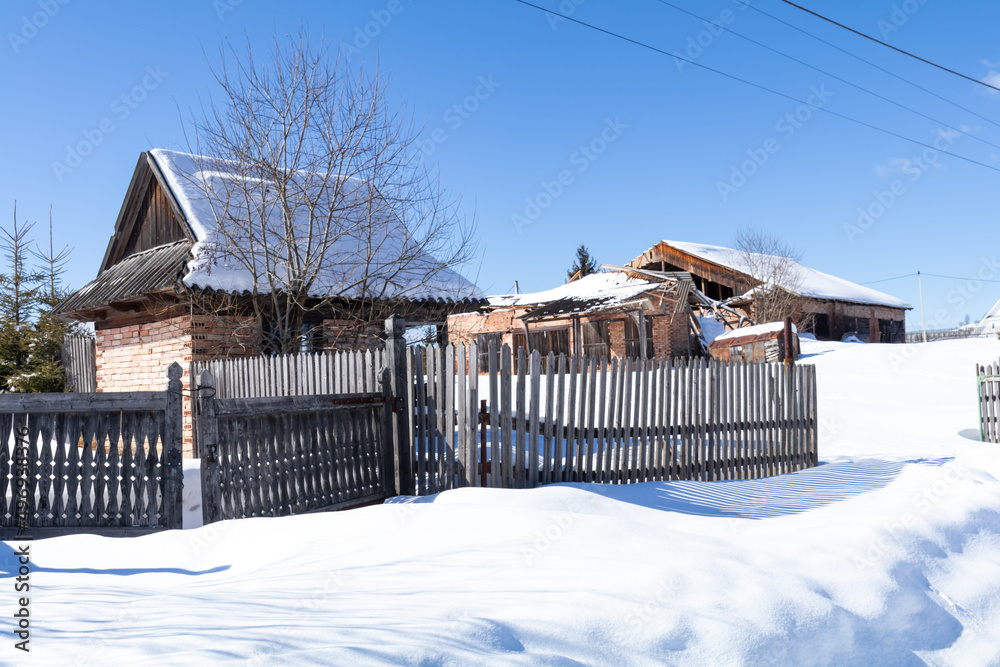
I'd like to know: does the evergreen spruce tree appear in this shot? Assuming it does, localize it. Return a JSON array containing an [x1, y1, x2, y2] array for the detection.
[[0, 204, 76, 393], [567, 244, 598, 281]]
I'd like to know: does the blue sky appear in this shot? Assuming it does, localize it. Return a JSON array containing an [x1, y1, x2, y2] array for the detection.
[[2, 0, 999, 331]]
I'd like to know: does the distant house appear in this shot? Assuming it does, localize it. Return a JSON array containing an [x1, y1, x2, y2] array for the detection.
[[972, 297, 1000, 338], [446, 271, 697, 365], [55, 149, 483, 452], [628, 240, 912, 342]]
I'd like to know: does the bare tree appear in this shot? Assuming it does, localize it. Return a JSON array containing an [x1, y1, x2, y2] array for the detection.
[[184, 31, 476, 354], [732, 227, 805, 325]]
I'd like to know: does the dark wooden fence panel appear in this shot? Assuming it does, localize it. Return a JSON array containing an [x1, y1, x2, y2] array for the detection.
[[196, 370, 394, 525], [0, 364, 184, 536]]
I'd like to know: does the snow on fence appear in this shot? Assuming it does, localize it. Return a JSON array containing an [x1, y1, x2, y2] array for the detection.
[[407, 341, 818, 494], [978, 362, 1000, 443], [0, 363, 184, 537], [195, 369, 395, 525]]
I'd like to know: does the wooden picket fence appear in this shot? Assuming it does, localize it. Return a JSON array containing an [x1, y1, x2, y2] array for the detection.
[[406, 341, 818, 495], [0, 363, 184, 537], [978, 361, 1000, 443], [195, 370, 396, 524], [190, 348, 386, 455]]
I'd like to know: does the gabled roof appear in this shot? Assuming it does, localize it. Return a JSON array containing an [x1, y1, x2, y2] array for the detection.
[[59, 150, 484, 318], [631, 240, 912, 310], [150, 149, 483, 303]]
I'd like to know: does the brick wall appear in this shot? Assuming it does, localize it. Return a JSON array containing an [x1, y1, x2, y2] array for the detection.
[[96, 313, 257, 456], [447, 290, 695, 362]]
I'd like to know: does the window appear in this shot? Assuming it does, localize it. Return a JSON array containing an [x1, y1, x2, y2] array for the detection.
[[476, 332, 503, 370], [624, 315, 654, 358], [581, 321, 610, 360]]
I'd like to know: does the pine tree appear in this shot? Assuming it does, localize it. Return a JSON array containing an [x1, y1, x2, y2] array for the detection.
[[567, 244, 598, 281]]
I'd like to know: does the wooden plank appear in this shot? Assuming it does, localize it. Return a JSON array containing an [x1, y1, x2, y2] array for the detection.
[[604, 357, 619, 484], [564, 355, 577, 483], [443, 345, 457, 489], [467, 342, 479, 489], [488, 338, 499, 488], [457, 344, 468, 488], [543, 352, 556, 486], [553, 354, 566, 485], [413, 346, 427, 495], [575, 355, 589, 483], [638, 358, 650, 483], [528, 350, 541, 489], [595, 357, 608, 484], [620, 357, 634, 483], [500, 345, 513, 489], [515, 346, 527, 489]]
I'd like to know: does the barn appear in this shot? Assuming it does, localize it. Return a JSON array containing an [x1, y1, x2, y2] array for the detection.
[[55, 149, 483, 453], [627, 240, 911, 342]]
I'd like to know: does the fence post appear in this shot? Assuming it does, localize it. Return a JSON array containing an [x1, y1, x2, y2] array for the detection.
[[385, 315, 413, 495], [161, 363, 185, 530], [197, 369, 223, 524]]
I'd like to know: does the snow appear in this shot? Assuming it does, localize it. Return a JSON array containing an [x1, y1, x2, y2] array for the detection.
[[7, 338, 1000, 664], [654, 240, 912, 310], [487, 271, 660, 310], [149, 149, 483, 303], [714, 320, 797, 342]]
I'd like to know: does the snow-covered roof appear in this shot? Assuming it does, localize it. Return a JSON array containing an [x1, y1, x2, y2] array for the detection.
[[486, 272, 664, 317], [715, 321, 797, 342], [645, 240, 911, 310], [973, 297, 1000, 336], [149, 149, 483, 303]]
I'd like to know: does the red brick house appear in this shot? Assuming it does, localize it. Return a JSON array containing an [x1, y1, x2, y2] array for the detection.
[[55, 149, 483, 454], [447, 270, 697, 365]]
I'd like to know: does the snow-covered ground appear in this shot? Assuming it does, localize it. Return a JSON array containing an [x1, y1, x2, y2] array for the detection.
[[6, 338, 1000, 665]]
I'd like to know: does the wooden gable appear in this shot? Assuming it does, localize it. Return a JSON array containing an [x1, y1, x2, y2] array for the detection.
[[99, 153, 195, 273]]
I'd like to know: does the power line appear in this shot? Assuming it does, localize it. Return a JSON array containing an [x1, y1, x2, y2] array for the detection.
[[511, 0, 1000, 175], [922, 272, 1000, 284], [778, 0, 1000, 94], [652, 0, 1000, 152], [862, 273, 916, 285], [863, 272, 1000, 285], [740, 2, 1000, 131]]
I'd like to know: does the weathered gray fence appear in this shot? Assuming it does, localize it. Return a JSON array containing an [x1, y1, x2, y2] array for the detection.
[[191, 348, 386, 399], [190, 348, 386, 456], [979, 362, 1000, 443], [0, 363, 184, 537], [407, 341, 818, 495], [196, 369, 395, 525], [189, 318, 819, 507], [62, 333, 97, 392]]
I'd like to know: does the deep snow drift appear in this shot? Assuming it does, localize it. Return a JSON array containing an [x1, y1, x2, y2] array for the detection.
[[5, 338, 1000, 666]]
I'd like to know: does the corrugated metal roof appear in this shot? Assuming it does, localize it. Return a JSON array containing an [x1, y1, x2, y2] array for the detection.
[[54, 241, 193, 315]]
